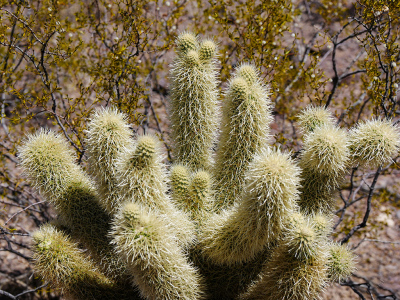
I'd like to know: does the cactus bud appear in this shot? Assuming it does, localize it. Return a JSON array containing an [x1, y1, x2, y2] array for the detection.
[[230, 77, 249, 100], [135, 134, 157, 162], [188, 170, 212, 219], [312, 212, 333, 237], [286, 221, 318, 261], [287, 211, 306, 226], [170, 164, 190, 203], [185, 50, 201, 67], [176, 32, 198, 56], [236, 63, 258, 85], [199, 40, 217, 61], [297, 105, 336, 133]]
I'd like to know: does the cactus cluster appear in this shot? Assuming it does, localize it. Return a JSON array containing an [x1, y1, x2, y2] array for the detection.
[[19, 33, 400, 300]]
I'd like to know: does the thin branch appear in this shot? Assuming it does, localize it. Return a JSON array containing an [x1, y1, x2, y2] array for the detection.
[[5, 201, 46, 225], [340, 166, 382, 244]]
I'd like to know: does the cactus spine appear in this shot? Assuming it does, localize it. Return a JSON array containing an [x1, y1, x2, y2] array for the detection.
[[19, 32, 400, 300], [349, 118, 400, 168], [115, 134, 195, 245], [242, 218, 328, 300], [299, 124, 349, 214], [32, 224, 139, 300]]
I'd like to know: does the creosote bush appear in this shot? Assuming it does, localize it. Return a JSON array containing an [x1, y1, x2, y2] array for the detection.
[[19, 32, 400, 300]]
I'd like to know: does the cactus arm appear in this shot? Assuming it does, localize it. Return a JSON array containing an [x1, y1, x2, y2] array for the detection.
[[298, 124, 349, 214], [111, 202, 204, 300], [213, 65, 273, 210], [85, 107, 133, 215], [169, 32, 219, 171], [115, 134, 195, 246], [32, 224, 141, 300]]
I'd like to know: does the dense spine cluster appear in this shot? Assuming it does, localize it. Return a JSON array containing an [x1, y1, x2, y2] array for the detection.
[[19, 130, 126, 280], [242, 216, 328, 300], [115, 134, 195, 245], [19, 32, 400, 300], [349, 118, 400, 168]]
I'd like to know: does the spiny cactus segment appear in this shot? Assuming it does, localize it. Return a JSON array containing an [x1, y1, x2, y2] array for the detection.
[[169, 31, 219, 171], [327, 242, 357, 283], [111, 202, 203, 300], [213, 64, 272, 210], [349, 118, 400, 168], [86, 107, 132, 215]]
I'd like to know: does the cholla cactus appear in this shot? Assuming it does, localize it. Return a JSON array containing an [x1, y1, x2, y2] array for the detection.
[[19, 32, 400, 300], [213, 64, 272, 210]]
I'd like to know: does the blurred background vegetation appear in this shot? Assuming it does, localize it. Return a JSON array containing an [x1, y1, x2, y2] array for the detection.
[[1, 0, 399, 299]]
